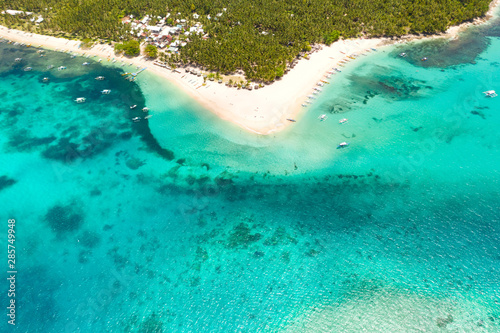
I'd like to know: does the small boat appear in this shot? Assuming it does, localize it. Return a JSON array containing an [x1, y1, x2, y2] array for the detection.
[[399, 52, 407, 57], [82, 62, 90, 66], [132, 117, 141, 122], [74, 97, 86, 103], [317, 82, 324, 87], [14, 58, 22, 62], [287, 118, 296, 122], [42, 77, 49, 83], [130, 105, 137, 109], [483, 90, 498, 97], [319, 114, 327, 121], [339, 118, 348, 124], [98, 59, 102, 62], [58, 66, 66, 70], [101, 89, 111, 95], [95, 76, 105, 80], [301, 104, 308, 107], [142, 107, 149, 112], [47, 65, 54, 69], [337, 142, 350, 149], [24, 67, 32, 71], [307, 95, 316, 99], [314, 87, 322, 91], [421, 57, 428, 61], [144, 115, 152, 119]]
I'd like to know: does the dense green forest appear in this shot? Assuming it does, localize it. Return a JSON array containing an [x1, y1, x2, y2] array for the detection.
[[1, 0, 492, 81]]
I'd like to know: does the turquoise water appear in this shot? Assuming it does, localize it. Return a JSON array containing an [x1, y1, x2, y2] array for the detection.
[[1, 17, 500, 333]]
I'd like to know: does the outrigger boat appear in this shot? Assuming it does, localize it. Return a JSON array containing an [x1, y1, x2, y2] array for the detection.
[[24, 67, 32, 71], [319, 114, 328, 121], [132, 117, 141, 122], [287, 118, 296, 122], [142, 107, 149, 112], [74, 97, 86, 103], [337, 142, 350, 149], [95, 76, 105, 80], [82, 62, 90, 66], [15, 58, 22, 62], [130, 105, 137, 109], [101, 89, 111, 95], [399, 52, 407, 57], [144, 115, 152, 119], [483, 90, 497, 97], [42, 77, 49, 83], [58, 66, 66, 70], [339, 118, 348, 124]]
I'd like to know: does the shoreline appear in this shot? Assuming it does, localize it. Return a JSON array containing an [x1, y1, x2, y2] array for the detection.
[[0, 0, 498, 135]]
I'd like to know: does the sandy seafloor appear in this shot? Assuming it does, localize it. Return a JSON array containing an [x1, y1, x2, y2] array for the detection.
[[0, 14, 500, 333]]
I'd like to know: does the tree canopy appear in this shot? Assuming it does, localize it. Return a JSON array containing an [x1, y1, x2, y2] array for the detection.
[[115, 40, 140, 56], [144, 44, 158, 58], [1, 0, 492, 81]]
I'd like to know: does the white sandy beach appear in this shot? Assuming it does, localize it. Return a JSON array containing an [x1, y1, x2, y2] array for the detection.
[[0, 0, 498, 134]]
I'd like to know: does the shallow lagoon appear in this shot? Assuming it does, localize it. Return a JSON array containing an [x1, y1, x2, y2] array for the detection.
[[0, 17, 499, 332]]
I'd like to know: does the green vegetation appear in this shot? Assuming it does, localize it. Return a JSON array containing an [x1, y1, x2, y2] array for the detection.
[[114, 40, 140, 56], [1, 0, 491, 81], [323, 31, 341, 46], [81, 38, 94, 49], [144, 44, 158, 58]]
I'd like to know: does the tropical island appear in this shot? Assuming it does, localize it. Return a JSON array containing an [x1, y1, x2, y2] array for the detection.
[[1, 0, 492, 82], [0, 0, 497, 133]]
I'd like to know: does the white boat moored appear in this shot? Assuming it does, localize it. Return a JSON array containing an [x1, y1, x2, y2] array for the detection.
[[483, 90, 497, 97], [337, 142, 350, 149], [101, 89, 111, 95], [74, 97, 86, 103]]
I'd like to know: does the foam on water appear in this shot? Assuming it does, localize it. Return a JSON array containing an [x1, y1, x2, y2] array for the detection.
[[0, 18, 499, 332]]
